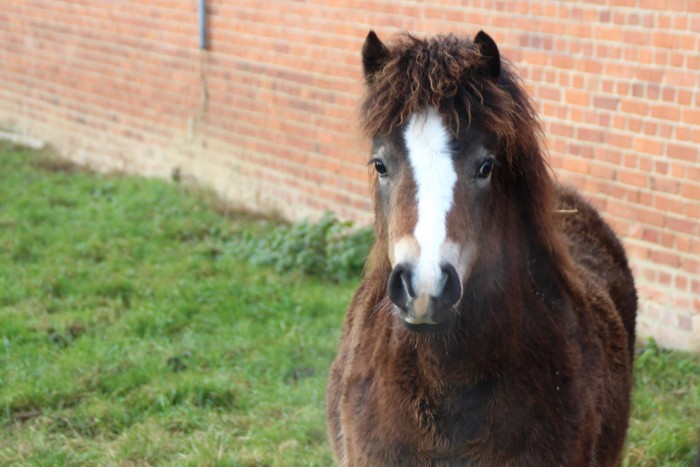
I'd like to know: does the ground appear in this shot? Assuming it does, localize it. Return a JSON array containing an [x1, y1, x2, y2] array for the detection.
[[0, 142, 698, 465]]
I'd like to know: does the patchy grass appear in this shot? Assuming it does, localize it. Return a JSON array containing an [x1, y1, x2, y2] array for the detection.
[[625, 339, 700, 466], [0, 142, 698, 465], [0, 142, 348, 465]]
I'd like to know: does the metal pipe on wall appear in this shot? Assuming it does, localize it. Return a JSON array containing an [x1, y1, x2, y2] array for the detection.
[[198, 0, 207, 49]]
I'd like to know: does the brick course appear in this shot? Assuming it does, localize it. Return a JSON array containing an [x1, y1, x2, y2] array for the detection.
[[0, 0, 698, 350]]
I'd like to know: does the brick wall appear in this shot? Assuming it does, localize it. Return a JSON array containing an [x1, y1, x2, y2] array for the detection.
[[1, 1, 698, 350]]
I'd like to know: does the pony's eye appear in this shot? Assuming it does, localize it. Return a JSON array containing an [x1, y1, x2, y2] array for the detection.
[[477, 160, 494, 179], [373, 160, 388, 177]]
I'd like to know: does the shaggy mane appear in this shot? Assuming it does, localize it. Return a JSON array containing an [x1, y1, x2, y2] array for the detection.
[[360, 33, 542, 168]]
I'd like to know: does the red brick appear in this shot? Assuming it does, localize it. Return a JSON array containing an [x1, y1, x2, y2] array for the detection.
[[562, 158, 590, 174], [637, 206, 666, 227], [692, 16, 700, 32], [642, 121, 657, 136], [683, 109, 700, 125], [621, 99, 648, 116], [618, 170, 648, 188], [650, 249, 681, 268], [651, 105, 681, 121], [589, 162, 616, 179], [578, 128, 605, 143], [623, 153, 637, 168], [595, 25, 623, 41], [538, 86, 561, 101], [550, 123, 574, 137], [651, 178, 680, 195], [593, 96, 619, 110], [667, 143, 698, 162], [607, 199, 635, 220], [659, 271, 672, 285], [612, 116, 626, 130], [608, 133, 633, 149], [565, 90, 590, 106], [633, 137, 664, 155], [666, 71, 697, 87], [675, 275, 688, 290], [682, 258, 700, 275], [680, 183, 700, 201], [689, 56, 700, 70], [666, 216, 698, 235]]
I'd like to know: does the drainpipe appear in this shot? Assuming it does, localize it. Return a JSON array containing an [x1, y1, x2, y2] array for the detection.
[[198, 0, 208, 49]]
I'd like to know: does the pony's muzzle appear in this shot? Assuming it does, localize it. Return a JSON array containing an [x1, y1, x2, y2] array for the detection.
[[388, 263, 462, 330]]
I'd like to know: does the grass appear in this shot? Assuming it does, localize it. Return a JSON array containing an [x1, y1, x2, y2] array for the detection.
[[627, 340, 700, 466], [0, 142, 698, 465]]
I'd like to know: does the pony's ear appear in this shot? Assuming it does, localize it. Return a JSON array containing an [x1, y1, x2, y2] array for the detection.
[[474, 30, 500, 79], [362, 31, 390, 83]]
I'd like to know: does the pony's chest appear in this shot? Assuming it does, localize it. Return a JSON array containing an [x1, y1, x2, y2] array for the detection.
[[343, 374, 492, 454]]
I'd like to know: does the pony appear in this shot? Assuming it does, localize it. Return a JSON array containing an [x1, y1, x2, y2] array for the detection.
[[326, 30, 637, 466]]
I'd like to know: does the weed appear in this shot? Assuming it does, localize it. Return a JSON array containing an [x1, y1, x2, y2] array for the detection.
[[235, 212, 374, 282]]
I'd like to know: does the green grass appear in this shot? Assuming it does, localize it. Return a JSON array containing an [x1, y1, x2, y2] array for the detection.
[[0, 142, 698, 465], [627, 340, 700, 466]]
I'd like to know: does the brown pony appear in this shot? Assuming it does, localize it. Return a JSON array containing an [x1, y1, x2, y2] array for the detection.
[[326, 30, 637, 466]]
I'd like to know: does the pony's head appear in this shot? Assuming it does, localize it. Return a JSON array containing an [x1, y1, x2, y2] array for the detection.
[[361, 31, 556, 333]]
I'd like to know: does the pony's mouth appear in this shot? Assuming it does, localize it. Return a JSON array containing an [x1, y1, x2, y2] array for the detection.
[[401, 316, 455, 333], [398, 307, 457, 333], [403, 315, 440, 325]]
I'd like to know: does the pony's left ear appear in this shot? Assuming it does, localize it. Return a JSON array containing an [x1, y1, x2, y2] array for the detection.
[[362, 31, 390, 83], [474, 30, 500, 79]]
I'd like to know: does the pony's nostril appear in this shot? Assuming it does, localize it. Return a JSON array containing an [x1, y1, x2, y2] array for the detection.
[[388, 264, 415, 311], [438, 264, 462, 306]]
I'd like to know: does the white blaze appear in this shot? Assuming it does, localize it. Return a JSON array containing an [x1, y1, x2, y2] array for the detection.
[[403, 107, 457, 296]]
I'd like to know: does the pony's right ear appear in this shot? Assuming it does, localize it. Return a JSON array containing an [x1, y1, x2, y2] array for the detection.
[[362, 31, 389, 83]]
